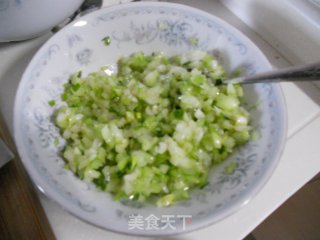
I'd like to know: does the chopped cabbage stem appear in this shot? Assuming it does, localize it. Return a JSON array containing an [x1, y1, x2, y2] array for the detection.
[[55, 51, 251, 207]]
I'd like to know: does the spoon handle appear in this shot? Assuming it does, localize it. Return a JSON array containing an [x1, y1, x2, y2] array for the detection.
[[224, 61, 320, 84]]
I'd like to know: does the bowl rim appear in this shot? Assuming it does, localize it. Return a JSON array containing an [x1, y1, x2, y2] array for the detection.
[[13, 1, 288, 236]]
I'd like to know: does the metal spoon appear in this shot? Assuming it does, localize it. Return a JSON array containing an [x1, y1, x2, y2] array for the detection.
[[223, 61, 320, 84]]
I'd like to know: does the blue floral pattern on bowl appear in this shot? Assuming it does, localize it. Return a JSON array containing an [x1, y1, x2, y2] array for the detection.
[[14, 2, 287, 236], [111, 20, 209, 50]]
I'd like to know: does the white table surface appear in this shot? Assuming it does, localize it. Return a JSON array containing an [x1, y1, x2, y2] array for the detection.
[[1, 0, 320, 239]]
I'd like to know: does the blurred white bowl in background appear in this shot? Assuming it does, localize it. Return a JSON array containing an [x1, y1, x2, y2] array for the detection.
[[0, 0, 84, 42]]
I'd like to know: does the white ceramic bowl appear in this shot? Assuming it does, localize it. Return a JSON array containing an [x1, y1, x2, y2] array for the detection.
[[0, 0, 84, 42], [14, 2, 287, 236]]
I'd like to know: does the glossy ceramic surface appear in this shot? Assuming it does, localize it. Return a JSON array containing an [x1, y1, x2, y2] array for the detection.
[[14, 2, 287, 236], [0, 0, 84, 42]]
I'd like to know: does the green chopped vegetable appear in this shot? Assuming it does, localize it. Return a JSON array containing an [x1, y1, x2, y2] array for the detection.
[[72, 83, 81, 91], [231, 69, 242, 77], [224, 162, 238, 174], [188, 36, 198, 46], [55, 51, 251, 207], [102, 36, 111, 46], [48, 100, 56, 107], [251, 129, 261, 141], [54, 137, 59, 146]]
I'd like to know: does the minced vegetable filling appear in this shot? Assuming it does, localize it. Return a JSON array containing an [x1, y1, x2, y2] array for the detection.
[[55, 51, 251, 207]]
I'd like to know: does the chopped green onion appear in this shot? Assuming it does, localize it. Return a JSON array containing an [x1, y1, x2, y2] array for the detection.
[[54, 51, 251, 206], [72, 83, 81, 91], [102, 36, 111, 46], [48, 100, 55, 107], [224, 162, 238, 174], [53, 137, 59, 146]]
